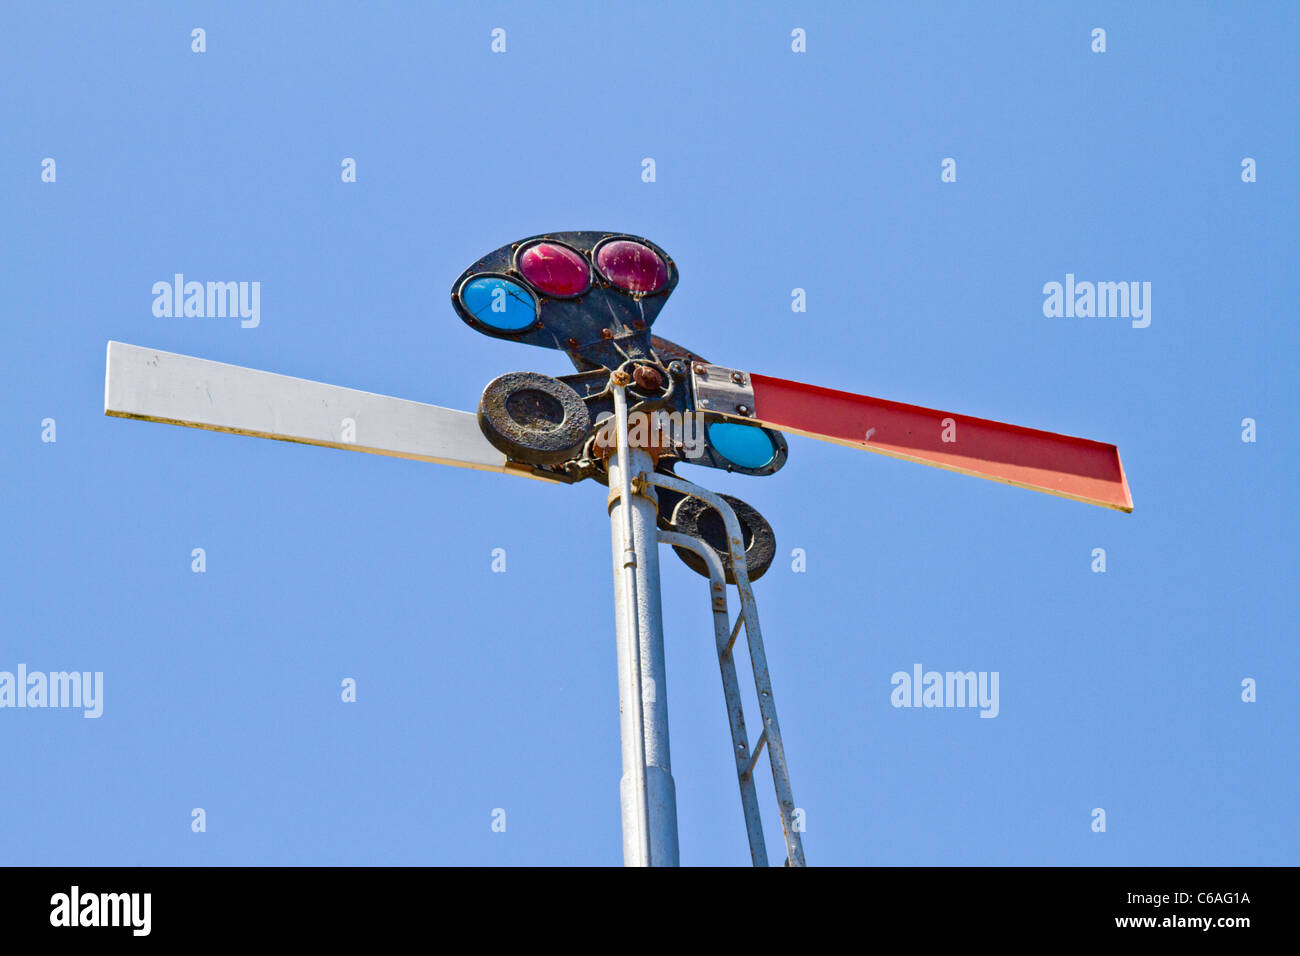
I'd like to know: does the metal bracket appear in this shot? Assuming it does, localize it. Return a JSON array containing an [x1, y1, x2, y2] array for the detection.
[[690, 362, 756, 419]]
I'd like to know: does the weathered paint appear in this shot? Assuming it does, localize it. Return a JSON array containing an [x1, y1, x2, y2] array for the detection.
[[104, 341, 550, 480], [745, 371, 1133, 512]]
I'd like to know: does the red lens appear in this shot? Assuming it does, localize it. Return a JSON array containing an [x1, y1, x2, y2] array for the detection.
[[596, 240, 669, 294], [517, 242, 590, 297]]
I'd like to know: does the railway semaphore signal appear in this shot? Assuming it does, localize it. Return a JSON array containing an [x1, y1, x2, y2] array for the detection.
[[105, 230, 1131, 866]]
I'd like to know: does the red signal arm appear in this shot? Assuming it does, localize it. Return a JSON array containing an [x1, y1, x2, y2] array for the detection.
[[698, 366, 1133, 512]]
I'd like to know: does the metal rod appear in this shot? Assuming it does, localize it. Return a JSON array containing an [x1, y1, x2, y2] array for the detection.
[[609, 383, 679, 865]]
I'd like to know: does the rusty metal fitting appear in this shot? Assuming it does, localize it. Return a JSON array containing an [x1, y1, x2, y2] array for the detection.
[[591, 413, 671, 464], [632, 365, 663, 392]]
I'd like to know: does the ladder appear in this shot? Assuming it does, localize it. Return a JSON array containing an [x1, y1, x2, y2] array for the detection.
[[645, 471, 807, 867]]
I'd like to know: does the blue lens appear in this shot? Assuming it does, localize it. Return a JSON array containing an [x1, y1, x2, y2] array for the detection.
[[460, 276, 537, 331], [708, 422, 776, 469]]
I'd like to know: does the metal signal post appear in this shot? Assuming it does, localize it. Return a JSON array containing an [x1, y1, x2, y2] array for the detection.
[[609, 378, 677, 865]]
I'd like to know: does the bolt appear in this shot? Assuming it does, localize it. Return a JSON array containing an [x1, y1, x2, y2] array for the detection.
[[731, 372, 746, 385], [611, 370, 631, 387], [600, 328, 613, 340], [632, 365, 663, 392], [667, 361, 686, 379], [566, 337, 579, 349], [699, 398, 710, 407], [693, 363, 706, 375], [737, 404, 750, 416]]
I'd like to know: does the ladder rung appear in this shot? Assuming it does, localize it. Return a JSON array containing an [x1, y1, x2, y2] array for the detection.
[[741, 728, 768, 780], [724, 611, 744, 659]]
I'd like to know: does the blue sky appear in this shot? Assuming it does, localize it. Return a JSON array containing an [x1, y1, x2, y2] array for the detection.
[[2, 1, 1296, 865]]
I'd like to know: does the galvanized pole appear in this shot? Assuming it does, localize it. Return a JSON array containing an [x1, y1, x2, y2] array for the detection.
[[608, 381, 679, 866]]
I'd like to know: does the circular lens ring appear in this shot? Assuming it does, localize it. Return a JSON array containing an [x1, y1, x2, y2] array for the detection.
[[457, 274, 539, 332], [477, 371, 592, 465], [708, 421, 777, 470], [514, 240, 592, 299], [669, 493, 776, 584], [593, 237, 671, 295]]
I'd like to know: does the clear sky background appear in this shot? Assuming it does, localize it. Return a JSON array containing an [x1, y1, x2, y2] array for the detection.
[[2, 2, 1296, 866]]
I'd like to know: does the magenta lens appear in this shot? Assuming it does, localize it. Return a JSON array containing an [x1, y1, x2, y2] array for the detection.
[[517, 242, 590, 297], [596, 240, 669, 294]]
